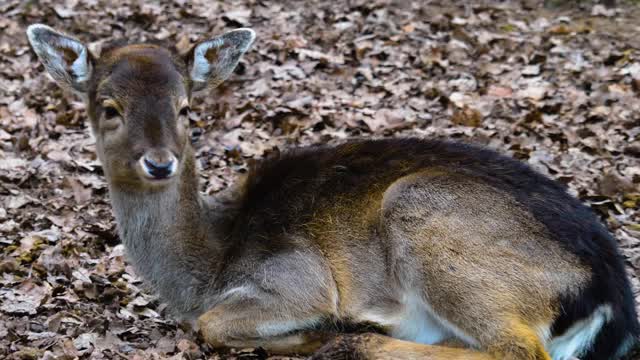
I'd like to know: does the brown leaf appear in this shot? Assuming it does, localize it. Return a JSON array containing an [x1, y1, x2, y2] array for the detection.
[[0, 279, 50, 315], [63, 177, 93, 204], [451, 106, 483, 127], [177, 339, 201, 358], [598, 170, 636, 197], [487, 85, 513, 98]]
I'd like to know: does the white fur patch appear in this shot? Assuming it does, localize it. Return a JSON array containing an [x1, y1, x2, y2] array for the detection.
[[191, 38, 224, 83], [391, 291, 451, 344], [69, 44, 91, 82], [359, 291, 478, 347], [547, 304, 613, 360], [256, 317, 319, 338], [219, 285, 255, 301]]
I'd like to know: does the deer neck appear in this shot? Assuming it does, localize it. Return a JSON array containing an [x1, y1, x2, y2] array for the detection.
[[107, 146, 225, 319]]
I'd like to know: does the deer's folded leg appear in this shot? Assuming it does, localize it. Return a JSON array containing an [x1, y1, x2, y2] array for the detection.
[[197, 301, 335, 355], [197, 249, 340, 354], [311, 333, 497, 360]]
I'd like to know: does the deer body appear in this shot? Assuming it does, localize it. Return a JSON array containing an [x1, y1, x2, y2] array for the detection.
[[28, 24, 639, 360]]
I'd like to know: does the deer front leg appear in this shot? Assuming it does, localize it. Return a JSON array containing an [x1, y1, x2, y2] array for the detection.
[[198, 298, 335, 355], [198, 250, 340, 354]]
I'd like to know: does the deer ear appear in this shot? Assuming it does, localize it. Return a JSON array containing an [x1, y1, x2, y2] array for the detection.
[[26, 24, 92, 94], [189, 28, 255, 92]]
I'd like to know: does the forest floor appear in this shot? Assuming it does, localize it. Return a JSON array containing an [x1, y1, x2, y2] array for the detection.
[[1, 0, 640, 359]]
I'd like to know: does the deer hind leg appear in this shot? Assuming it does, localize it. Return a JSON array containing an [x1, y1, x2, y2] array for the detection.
[[355, 170, 568, 359], [312, 333, 497, 360], [311, 318, 551, 360], [487, 318, 552, 360]]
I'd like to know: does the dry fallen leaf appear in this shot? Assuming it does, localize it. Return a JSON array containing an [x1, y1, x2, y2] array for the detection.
[[451, 106, 483, 127]]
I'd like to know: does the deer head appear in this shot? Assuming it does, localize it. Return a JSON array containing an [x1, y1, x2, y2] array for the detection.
[[27, 24, 255, 190]]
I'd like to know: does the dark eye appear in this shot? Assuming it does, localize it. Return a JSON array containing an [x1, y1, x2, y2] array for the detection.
[[179, 106, 190, 117], [104, 106, 119, 119]]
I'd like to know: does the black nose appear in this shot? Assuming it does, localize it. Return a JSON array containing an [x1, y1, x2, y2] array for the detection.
[[143, 157, 174, 179]]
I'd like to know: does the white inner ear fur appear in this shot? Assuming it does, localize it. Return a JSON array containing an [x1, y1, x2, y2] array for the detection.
[[67, 41, 91, 82], [191, 37, 224, 83], [26, 24, 92, 86], [190, 28, 255, 87]]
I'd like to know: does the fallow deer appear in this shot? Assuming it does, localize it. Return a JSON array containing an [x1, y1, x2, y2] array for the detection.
[[27, 24, 639, 360]]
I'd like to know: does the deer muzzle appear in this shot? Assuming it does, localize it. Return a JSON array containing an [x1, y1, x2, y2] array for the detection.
[[139, 149, 178, 180]]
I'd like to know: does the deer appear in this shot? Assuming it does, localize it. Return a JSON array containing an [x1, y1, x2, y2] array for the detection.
[[26, 23, 639, 360]]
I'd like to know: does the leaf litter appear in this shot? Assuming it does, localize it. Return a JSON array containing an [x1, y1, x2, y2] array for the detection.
[[1, 0, 640, 359]]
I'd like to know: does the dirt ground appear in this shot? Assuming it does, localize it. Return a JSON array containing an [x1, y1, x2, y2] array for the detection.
[[1, 0, 640, 359]]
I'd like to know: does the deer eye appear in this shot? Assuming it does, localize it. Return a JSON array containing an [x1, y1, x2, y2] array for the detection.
[[104, 106, 119, 119], [179, 106, 190, 117]]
